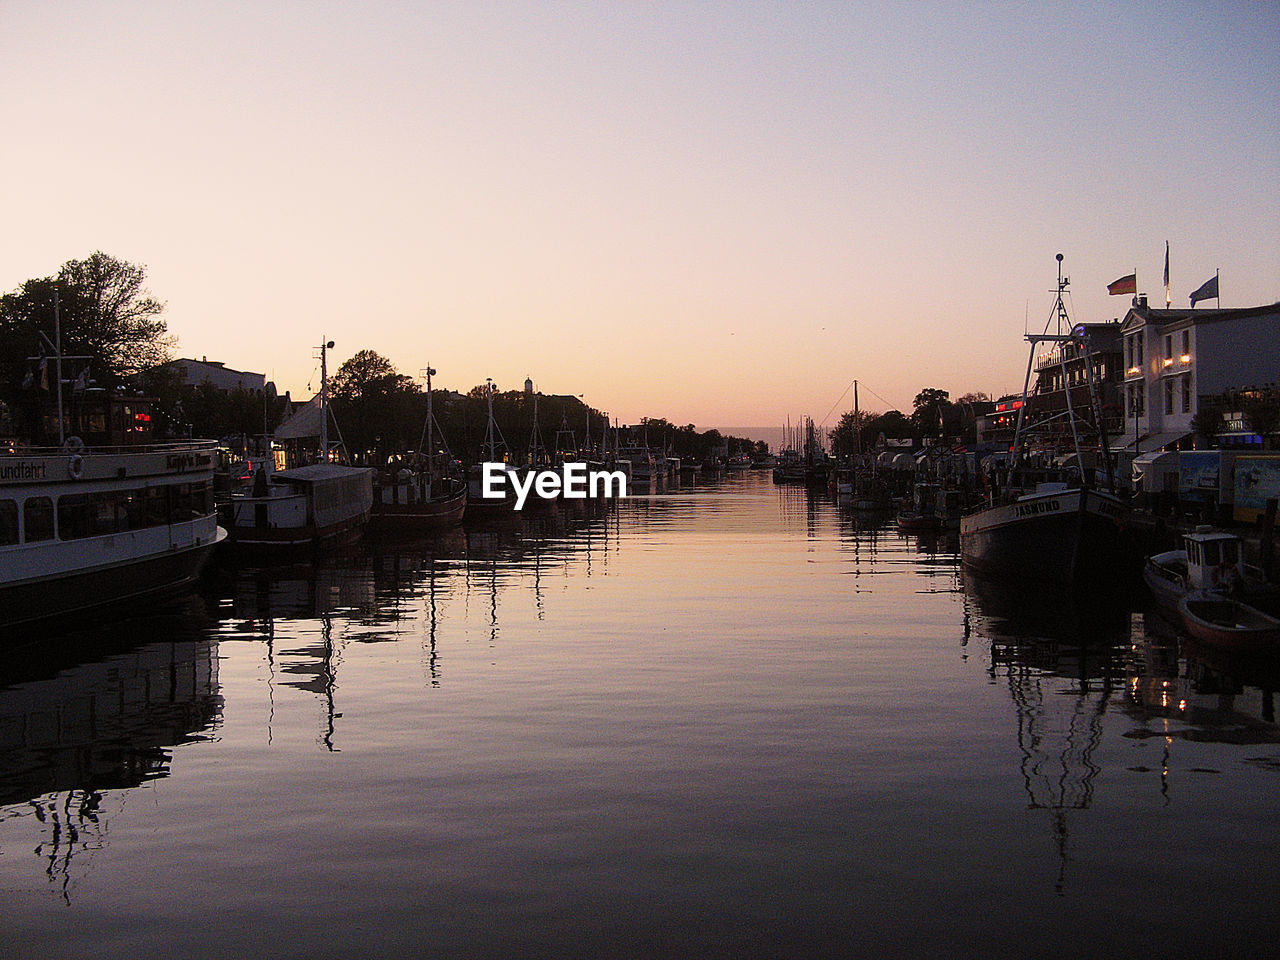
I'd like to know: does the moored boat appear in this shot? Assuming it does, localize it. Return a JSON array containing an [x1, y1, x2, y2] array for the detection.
[[959, 256, 1130, 586], [960, 483, 1128, 581], [370, 364, 467, 531], [1, 396, 225, 629], [1144, 527, 1279, 615], [1178, 594, 1280, 654], [220, 462, 373, 550], [219, 339, 373, 551]]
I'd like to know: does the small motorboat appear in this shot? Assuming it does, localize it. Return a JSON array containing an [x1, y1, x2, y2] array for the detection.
[[1178, 594, 1280, 654], [1144, 527, 1279, 616]]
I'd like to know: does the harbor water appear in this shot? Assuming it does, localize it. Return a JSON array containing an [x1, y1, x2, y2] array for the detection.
[[2, 471, 1278, 958]]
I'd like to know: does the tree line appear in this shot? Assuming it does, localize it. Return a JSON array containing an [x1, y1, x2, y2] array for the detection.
[[826, 388, 997, 457], [0, 253, 761, 462]]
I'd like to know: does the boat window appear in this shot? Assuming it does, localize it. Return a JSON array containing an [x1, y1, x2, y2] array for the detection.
[[145, 486, 169, 526], [57, 493, 92, 540], [1202, 541, 1221, 566], [118, 490, 144, 531], [0, 499, 16, 546], [170, 484, 193, 522], [24, 496, 54, 542], [90, 492, 119, 535], [192, 480, 213, 518], [1222, 540, 1239, 565]]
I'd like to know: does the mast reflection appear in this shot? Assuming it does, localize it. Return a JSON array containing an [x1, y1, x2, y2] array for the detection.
[[0, 600, 221, 900], [962, 570, 1130, 894]]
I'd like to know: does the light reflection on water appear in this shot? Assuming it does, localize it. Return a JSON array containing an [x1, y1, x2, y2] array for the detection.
[[2, 472, 1279, 957]]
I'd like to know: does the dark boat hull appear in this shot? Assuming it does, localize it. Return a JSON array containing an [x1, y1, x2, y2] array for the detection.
[[371, 485, 467, 530], [960, 488, 1129, 584], [2, 532, 224, 630]]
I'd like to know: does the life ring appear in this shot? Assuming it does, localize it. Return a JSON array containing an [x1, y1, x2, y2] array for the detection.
[[63, 436, 85, 454], [67, 454, 85, 479]]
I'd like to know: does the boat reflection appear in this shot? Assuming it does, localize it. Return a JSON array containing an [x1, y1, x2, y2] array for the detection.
[[203, 502, 623, 749], [963, 569, 1133, 894], [0, 599, 221, 901], [963, 568, 1280, 893]]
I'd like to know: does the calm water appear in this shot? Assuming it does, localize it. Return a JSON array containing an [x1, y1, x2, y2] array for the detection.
[[3, 472, 1279, 958]]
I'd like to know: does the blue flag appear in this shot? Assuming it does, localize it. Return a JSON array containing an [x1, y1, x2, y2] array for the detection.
[[1189, 274, 1218, 306]]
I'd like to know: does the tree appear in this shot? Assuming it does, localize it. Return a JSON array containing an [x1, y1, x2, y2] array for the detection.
[[863, 410, 916, 447], [829, 408, 881, 457], [1, 253, 173, 389], [912, 388, 951, 438], [1243, 393, 1280, 442], [327, 350, 421, 463]]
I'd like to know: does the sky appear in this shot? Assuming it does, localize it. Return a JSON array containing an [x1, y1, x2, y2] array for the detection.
[[3, 1, 1278, 434]]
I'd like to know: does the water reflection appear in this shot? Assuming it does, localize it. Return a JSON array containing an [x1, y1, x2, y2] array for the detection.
[[197, 499, 623, 751], [963, 568, 1280, 895], [963, 570, 1130, 893], [0, 599, 221, 901]]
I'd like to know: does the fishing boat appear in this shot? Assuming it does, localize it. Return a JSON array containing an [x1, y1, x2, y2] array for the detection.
[[1, 358, 224, 629], [1144, 527, 1278, 614], [960, 256, 1130, 585], [370, 364, 466, 531], [466, 379, 518, 513], [897, 483, 941, 531], [220, 339, 373, 551], [1177, 595, 1280, 654], [617, 445, 659, 483]]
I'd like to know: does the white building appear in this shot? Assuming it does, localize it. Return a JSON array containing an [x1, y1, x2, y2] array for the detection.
[[157, 357, 273, 395], [1114, 298, 1280, 453]]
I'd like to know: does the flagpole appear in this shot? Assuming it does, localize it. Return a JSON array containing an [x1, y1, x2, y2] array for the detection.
[[1164, 241, 1171, 307], [1215, 268, 1220, 306]]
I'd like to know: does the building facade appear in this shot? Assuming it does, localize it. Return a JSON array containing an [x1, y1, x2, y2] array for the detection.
[[1116, 299, 1280, 453], [155, 357, 274, 395]]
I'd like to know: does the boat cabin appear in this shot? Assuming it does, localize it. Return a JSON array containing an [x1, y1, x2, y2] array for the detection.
[[1182, 529, 1246, 592], [36, 390, 157, 447]]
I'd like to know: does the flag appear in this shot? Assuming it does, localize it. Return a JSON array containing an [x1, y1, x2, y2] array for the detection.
[[1163, 242, 1170, 306], [1190, 274, 1218, 306], [1107, 273, 1137, 296]]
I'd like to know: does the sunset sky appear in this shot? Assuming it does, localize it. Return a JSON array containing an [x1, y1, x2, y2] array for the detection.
[[4, 1, 1277, 433]]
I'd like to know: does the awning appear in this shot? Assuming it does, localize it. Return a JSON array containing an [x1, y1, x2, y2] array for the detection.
[[1112, 430, 1190, 452]]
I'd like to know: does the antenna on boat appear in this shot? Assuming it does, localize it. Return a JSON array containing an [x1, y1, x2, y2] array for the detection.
[[318, 338, 334, 461]]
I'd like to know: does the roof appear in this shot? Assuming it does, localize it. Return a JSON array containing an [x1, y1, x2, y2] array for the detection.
[[1122, 301, 1280, 331], [273, 394, 325, 440], [275, 463, 373, 482]]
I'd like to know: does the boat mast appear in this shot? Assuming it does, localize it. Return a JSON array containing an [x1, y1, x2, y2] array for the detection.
[[318, 338, 334, 462], [853, 379, 860, 456], [485, 378, 497, 461], [54, 287, 65, 446], [425, 363, 435, 472], [1052, 256, 1087, 471], [1011, 255, 1083, 466]]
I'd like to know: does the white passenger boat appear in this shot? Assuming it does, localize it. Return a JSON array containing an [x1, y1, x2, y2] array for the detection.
[[1, 399, 225, 629]]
